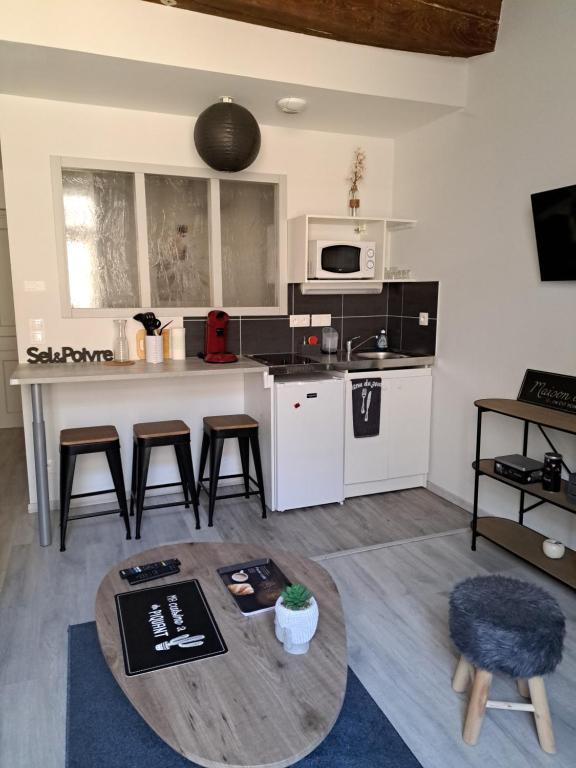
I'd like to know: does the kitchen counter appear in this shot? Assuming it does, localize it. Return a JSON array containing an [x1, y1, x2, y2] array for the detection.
[[10, 355, 268, 548], [248, 350, 434, 376], [10, 355, 267, 385], [317, 350, 434, 372]]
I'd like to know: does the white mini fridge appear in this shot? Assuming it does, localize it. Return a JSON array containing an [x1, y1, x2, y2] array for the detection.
[[274, 375, 344, 511]]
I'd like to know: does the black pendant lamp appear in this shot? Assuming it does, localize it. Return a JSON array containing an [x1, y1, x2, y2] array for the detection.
[[194, 97, 261, 173]]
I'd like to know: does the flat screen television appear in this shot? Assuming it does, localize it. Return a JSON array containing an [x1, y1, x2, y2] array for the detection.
[[531, 184, 576, 281]]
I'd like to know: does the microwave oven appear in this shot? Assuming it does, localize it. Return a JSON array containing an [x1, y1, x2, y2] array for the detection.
[[308, 240, 376, 279]]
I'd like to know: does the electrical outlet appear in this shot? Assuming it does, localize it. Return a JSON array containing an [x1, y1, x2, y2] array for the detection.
[[311, 314, 331, 327], [419, 312, 429, 326], [289, 314, 310, 327], [30, 330, 44, 344], [24, 280, 46, 292]]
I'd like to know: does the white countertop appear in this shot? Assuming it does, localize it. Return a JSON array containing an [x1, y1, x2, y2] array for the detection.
[[10, 356, 267, 385]]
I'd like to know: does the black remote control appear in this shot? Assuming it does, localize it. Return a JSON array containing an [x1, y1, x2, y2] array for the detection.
[[126, 563, 181, 585], [119, 558, 180, 580]]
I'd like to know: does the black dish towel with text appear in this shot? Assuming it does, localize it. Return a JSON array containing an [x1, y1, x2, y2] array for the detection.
[[352, 378, 382, 438]]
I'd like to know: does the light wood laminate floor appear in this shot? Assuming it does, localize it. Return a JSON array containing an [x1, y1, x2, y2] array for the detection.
[[0, 428, 574, 766]]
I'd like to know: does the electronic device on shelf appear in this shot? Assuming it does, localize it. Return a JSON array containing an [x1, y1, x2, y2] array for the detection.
[[308, 240, 376, 280], [494, 454, 544, 484]]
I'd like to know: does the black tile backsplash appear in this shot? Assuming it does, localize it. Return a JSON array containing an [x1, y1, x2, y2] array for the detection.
[[291, 285, 344, 316], [401, 318, 437, 355], [342, 286, 389, 316], [401, 281, 438, 318], [184, 281, 438, 357], [387, 283, 403, 316], [341, 316, 388, 351], [241, 318, 292, 355], [386, 316, 402, 350]]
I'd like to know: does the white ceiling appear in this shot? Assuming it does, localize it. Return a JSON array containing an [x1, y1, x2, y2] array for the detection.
[[0, 42, 458, 138]]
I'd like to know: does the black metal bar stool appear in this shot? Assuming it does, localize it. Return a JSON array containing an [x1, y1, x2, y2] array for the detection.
[[59, 425, 131, 552], [197, 414, 267, 527], [130, 419, 200, 539]]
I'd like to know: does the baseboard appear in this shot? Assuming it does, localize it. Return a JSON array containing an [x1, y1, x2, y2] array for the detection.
[[426, 481, 497, 519], [344, 474, 426, 498]]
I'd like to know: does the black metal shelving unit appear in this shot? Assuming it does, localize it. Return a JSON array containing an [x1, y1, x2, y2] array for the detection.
[[472, 398, 576, 590]]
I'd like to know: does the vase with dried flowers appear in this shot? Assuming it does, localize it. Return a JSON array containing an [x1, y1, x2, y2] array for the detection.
[[347, 147, 366, 217]]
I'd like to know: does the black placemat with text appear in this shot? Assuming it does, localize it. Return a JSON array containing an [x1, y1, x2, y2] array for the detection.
[[115, 579, 227, 676]]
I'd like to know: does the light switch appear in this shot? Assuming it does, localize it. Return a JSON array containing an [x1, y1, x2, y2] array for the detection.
[[29, 318, 44, 331], [419, 312, 429, 326], [289, 314, 310, 327], [30, 330, 45, 344], [311, 314, 331, 327]]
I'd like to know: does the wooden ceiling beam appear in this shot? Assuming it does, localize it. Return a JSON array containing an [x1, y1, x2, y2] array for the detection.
[[143, 0, 502, 58]]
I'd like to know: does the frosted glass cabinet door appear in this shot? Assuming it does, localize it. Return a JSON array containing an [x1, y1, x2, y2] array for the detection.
[[145, 174, 210, 307], [62, 169, 140, 308], [220, 180, 277, 307]]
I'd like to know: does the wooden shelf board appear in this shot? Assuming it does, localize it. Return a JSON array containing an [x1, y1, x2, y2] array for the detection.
[[477, 517, 576, 589], [475, 398, 576, 435], [475, 459, 576, 515]]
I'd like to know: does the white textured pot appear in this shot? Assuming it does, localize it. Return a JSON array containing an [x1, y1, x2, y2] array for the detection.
[[274, 596, 319, 655]]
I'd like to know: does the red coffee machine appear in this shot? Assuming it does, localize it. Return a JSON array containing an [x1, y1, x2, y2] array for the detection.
[[203, 310, 238, 364]]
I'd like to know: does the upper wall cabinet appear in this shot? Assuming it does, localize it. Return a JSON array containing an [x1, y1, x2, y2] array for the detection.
[[289, 214, 415, 294], [52, 158, 287, 317]]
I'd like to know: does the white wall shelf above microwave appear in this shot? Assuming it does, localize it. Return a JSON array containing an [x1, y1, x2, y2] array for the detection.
[[289, 214, 416, 294]]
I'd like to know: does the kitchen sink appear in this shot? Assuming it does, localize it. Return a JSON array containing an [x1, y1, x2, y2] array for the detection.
[[352, 351, 409, 360]]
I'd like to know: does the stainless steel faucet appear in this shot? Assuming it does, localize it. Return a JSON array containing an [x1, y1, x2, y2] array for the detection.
[[345, 334, 378, 360]]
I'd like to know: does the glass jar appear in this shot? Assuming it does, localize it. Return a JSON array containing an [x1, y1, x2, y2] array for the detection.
[[113, 319, 130, 362], [321, 326, 339, 354]]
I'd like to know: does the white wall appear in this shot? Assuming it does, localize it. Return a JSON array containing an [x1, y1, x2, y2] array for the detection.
[[394, 0, 576, 547], [0, 95, 393, 358], [0, 94, 394, 505]]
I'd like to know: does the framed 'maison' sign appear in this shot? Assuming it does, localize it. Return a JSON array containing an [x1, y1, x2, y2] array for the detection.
[[518, 369, 576, 415]]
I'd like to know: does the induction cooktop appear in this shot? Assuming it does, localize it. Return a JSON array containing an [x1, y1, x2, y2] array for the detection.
[[250, 353, 315, 366]]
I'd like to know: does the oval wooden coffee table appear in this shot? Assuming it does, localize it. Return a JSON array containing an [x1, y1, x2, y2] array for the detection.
[[95, 542, 347, 768]]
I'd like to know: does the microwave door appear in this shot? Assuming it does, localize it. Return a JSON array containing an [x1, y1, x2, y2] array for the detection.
[[321, 245, 361, 274]]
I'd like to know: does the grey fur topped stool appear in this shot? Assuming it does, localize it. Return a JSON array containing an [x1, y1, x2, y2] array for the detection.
[[449, 575, 565, 754]]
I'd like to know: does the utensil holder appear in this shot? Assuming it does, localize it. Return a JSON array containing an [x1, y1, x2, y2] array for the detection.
[[145, 336, 163, 364]]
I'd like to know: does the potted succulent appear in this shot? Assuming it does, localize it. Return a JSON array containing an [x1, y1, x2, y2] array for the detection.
[[274, 583, 319, 655]]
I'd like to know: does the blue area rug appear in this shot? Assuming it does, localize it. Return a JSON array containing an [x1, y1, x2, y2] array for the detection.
[[67, 622, 422, 768]]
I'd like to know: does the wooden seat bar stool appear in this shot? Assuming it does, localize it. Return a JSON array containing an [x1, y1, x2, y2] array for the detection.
[[197, 414, 267, 527], [130, 420, 200, 539], [59, 425, 131, 552]]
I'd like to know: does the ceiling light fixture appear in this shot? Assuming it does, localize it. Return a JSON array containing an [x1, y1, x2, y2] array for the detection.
[[276, 97, 307, 115], [160, 0, 177, 6]]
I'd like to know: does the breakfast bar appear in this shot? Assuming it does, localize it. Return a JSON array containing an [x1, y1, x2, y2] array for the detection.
[[10, 357, 268, 547]]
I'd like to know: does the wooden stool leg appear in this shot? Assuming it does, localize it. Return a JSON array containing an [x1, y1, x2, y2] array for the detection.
[[105, 443, 131, 541], [249, 431, 267, 519], [208, 436, 224, 528], [59, 450, 76, 552], [129, 438, 137, 517], [452, 655, 473, 693], [528, 676, 556, 754], [135, 444, 151, 540], [197, 431, 210, 497], [463, 669, 492, 746], [238, 437, 250, 498], [174, 444, 190, 509], [517, 678, 530, 699]]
